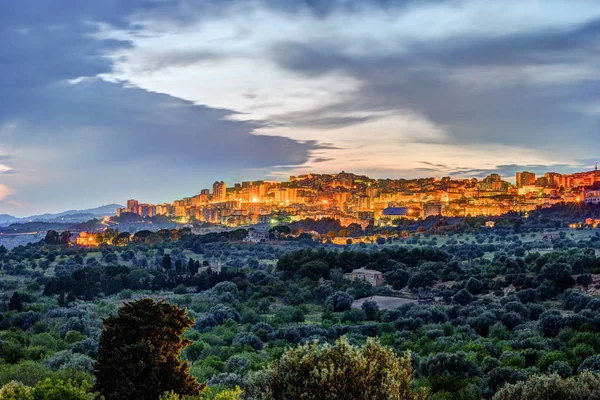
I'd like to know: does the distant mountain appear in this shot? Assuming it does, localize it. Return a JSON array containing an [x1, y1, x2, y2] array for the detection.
[[6, 204, 124, 224], [25, 204, 124, 220], [0, 214, 19, 225]]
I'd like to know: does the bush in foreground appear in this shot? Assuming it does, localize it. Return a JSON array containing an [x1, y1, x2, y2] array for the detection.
[[251, 336, 427, 400], [0, 378, 94, 400], [494, 372, 600, 400]]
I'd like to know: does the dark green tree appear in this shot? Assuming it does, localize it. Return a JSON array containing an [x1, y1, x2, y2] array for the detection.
[[59, 230, 72, 245], [187, 259, 199, 276], [162, 254, 173, 271], [9, 291, 22, 311], [57, 292, 66, 307], [44, 230, 60, 245], [94, 298, 204, 400]]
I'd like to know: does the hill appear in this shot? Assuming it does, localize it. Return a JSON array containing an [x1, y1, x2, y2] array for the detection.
[[2, 204, 124, 225], [0, 214, 18, 225]]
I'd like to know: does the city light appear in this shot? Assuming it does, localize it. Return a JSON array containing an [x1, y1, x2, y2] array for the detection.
[[114, 168, 599, 227]]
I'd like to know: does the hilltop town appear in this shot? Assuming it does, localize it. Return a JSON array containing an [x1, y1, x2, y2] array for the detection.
[[119, 168, 600, 227]]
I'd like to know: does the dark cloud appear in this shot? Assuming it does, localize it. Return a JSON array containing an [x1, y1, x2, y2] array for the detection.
[[447, 164, 588, 179], [313, 157, 335, 163], [1, 78, 319, 169], [419, 161, 448, 169], [414, 167, 439, 172], [0, 0, 322, 214], [268, 18, 600, 155], [266, 109, 376, 129]]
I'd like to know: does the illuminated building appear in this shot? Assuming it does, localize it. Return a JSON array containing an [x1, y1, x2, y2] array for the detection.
[[357, 196, 371, 210], [517, 185, 543, 196], [118, 167, 597, 228], [380, 207, 408, 221], [584, 190, 600, 204], [76, 232, 98, 247], [423, 203, 442, 218], [274, 188, 298, 204], [332, 171, 354, 188], [516, 171, 536, 188], [213, 181, 227, 202], [126, 199, 139, 214]]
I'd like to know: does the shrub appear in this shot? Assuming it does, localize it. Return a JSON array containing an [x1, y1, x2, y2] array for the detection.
[[579, 354, 600, 374], [0, 379, 96, 400], [494, 372, 600, 400], [420, 352, 481, 393], [548, 361, 573, 378], [0, 381, 33, 400], [255, 337, 427, 400]]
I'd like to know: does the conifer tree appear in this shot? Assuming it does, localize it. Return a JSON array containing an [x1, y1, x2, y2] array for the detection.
[[94, 298, 204, 400], [8, 291, 22, 312]]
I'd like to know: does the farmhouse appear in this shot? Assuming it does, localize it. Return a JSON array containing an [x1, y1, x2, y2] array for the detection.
[[344, 268, 385, 286]]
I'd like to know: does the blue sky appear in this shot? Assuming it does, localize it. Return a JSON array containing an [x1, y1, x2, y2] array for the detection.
[[0, 0, 599, 216]]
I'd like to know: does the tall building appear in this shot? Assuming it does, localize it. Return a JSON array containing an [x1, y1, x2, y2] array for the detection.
[[126, 199, 139, 214], [213, 181, 227, 202], [516, 171, 536, 188], [545, 172, 562, 187]]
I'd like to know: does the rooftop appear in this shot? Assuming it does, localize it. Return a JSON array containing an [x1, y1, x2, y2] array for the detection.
[[382, 207, 408, 216]]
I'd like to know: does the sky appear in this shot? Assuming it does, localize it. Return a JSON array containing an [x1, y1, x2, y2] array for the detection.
[[0, 0, 599, 217]]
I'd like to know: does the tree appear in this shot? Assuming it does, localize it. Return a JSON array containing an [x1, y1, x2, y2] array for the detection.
[[326, 291, 353, 312], [386, 269, 409, 290], [494, 373, 600, 400], [466, 277, 484, 294], [187, 259, 199, 276], [579, 355, 600, 374], [420, 352, 481, 393], [362, 300, 379, 320], [9, 291, 23, 312], [94, 299, 205, 400], [59, 231, 72, 245], [175, 260, 184, 275], [453, 289, 474, 305], [407, 271, 437, 290], [255, 337, 427, 400], [115, 232, 131, 246], [162, 254, 173, 271], [44, 231, 60, 245]]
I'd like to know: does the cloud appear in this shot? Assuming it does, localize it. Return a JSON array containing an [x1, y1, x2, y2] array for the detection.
[[420, 161, 448, 169], [101, 0, 600, 173], [445, 163, 591, 181], [0, 0, 323, 215], [2, 0, 600, 215], [0, 185, 15, 201]]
